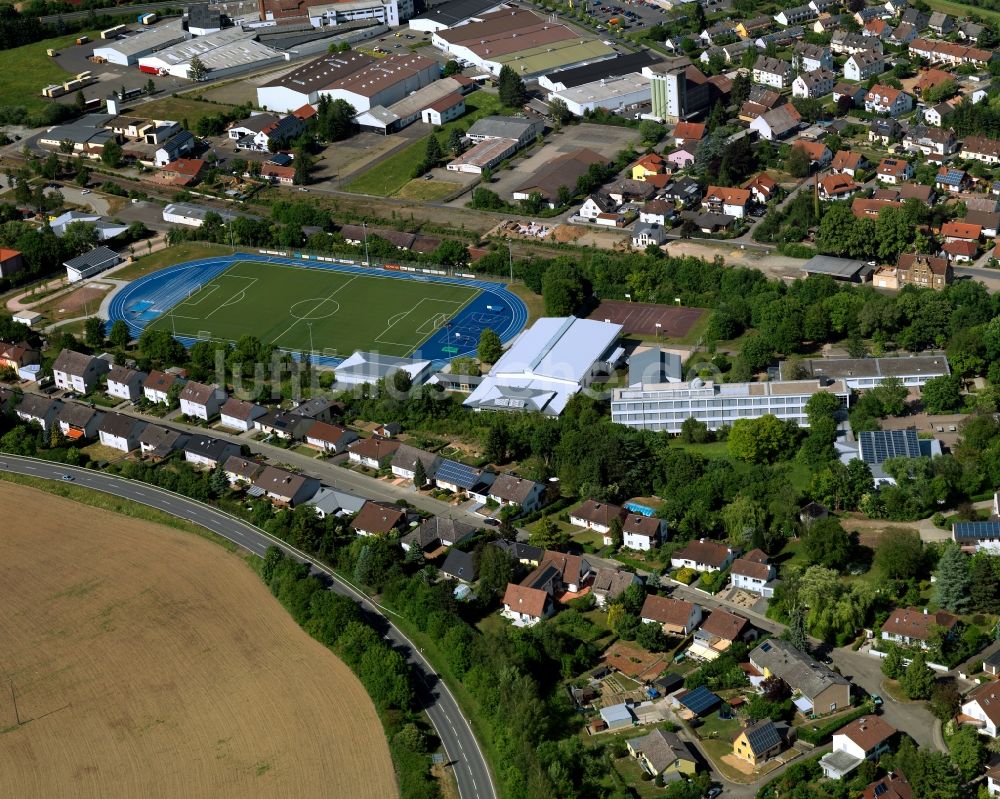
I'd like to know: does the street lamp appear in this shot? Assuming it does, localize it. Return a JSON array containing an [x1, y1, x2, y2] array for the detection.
[[655, 322, 661, 339], [307, 321, 314, 355]]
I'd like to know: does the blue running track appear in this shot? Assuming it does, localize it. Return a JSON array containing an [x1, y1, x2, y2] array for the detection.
[[107, 254, 529, 369]]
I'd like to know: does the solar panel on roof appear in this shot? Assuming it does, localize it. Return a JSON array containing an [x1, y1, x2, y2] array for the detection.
[[954, 521, 1000, 540], [875, 784, 887, 797], [435, 459, 480, 489], [679, 685, 720, 715], [745, 721, 781, 754], [858, 429, 920, 464]]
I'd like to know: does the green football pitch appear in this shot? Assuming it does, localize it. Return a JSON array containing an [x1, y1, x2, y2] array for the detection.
[[148, 260, 481, 358]]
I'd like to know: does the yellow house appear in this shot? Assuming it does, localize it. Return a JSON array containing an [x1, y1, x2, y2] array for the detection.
[[733, 719, 783, 767], [627, 728, 697, 778], [630, 153, 667, 182]]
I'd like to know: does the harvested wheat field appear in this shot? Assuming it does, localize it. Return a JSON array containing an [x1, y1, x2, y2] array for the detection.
[[0, 482, 396, 799]]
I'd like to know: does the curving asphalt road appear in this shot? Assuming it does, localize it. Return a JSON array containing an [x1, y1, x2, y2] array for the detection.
[[0, 454, 495, 799]]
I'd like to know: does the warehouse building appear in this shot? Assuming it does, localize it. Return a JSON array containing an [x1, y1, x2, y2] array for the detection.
[[548, 73, 651, 116], [64, 246, 122, 283], [447, 136, 518, 173], [162, 202, 251, 227], [354, 75, 470, 133], [137, 28, 286, 80], [38, 113, 117, 157], [408, 0, 507, 33], [257, 50, 376, 110], [92, 20, 188, 66], [313, 52, 438, 111], [539, 49, 662, 92], [611, 377, 850, 433], [256, 0, 412, 27]]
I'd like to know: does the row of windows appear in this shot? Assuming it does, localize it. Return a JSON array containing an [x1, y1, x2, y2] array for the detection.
[[613, 397, 812, 412]]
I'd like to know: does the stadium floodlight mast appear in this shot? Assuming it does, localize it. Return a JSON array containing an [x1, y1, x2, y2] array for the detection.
[[507, 240, 513, 283], [307, 321, 314, 355], [655, 322, 661, 339], [363, 222, 370, 267]]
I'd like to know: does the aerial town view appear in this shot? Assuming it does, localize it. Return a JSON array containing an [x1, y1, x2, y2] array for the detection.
[[3, 0, 1000, 794]]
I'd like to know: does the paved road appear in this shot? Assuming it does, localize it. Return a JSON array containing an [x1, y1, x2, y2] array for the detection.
[[0, 453, 496, 799]]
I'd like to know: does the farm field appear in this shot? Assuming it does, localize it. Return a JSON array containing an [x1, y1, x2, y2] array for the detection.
[[147, 259, 481, 358], [0, 482, 395, 799]]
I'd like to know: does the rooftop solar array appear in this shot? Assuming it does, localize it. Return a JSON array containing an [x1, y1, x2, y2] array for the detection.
[[744, 720, 782, 754], [858, 429, 920, 464], [435, 458, 481, 489], [953, 521, 1000, 540], [939, 169, 965, 185], [679, 685, 720, 715]]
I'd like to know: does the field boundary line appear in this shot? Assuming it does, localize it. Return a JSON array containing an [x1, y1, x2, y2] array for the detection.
[[374, 297, 464, 346], [204, 275, 259, 320], [406, 289, 482, 358], [268, 275, 358, 347]]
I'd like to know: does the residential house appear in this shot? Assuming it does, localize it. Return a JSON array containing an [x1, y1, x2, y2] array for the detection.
[[865, 84, 913, 115], [959, 21, 985, 42], [139, 424, 188, 460], [853, 198, 901, 219], [501, 584, 552, 627], [105, 366, 146, 402], [227, 112, 305, 152], [733, 719, 784, 767], [183, 436, 239, 469], [736, 16, 773, 38], [831, 30, 884, 56], [626, 728, 697, 779], [0, 341, 39, 372], [928, 11, 953, 34], [845, 51, 884, 82], [936, 166, 970, 193], [864, 772, 912, 799], [622, 513, 666, 551], [905, 126, 958, 159], [875, 182, 934, 203], [854, 5, 887, 25], [640, 594, 703, 635], [160, 158, 205, 186], [877, 157, 914, 184], [390, 444, 440, 485], [0, 248, 24, 279], [591, 568, 643, 608], [254, 409, 313, 441], [579, 194, 618, 222], [218, 398, 266, 432], [639, 199, 676, 226], [662, 176, 702, 206], [942, 221, 981, 243], [730, 553, 777, 597], [900, 7, 927, 27], [440, 548, 478, 584], [252, 465, 320, 508], [541, 550, 594, 593], [52, 349, 110, 394], [819, 173, 861, 201], [569, 499, 626, 534], [666, 148, 696, 170], [749, 638, 851, 715], [348, 436, 400, 469], [57, 403, 102, 441], [831, 150, 867, 177], [400, 516, 476, 553], [744, 173, 778, 205], [916, 68, 955, 97], [965, 209, 1000, 238], [633, 222, 667, 248], [178, 380, 226, 420], [880, 606, 958, 648], [290, 397, 335, 424], [433, 459, 495, 496], [689, 610, 756, 660], [154, 130, 195, 167], [896, 253, 953, 289], [833, 82, 867, 106], [15, 394, 61, 431], [749, 104, 802, 140], [792, 140, 833, 168], [869, 118, 903, 145], [672, 121, 706, 148], [820, 716, 897, 779], [630, 152, 668, 181], [923, 101, 955, 127], [793, 69, 836, 99], [671, 539, 736, 573], [306, 487, 365, 520], [143, 370, 183, 405], [753, 56, 793, 89], [961, 136, 1000, 164], [700, 21, 738, 46], [98, 412, 145, 452], [940, 239, 976, 264], [864, 18, 891, 39], [909, 38, 993, 68], [960, 680, 1000, 737], [304, 421, 358, 454], [606, 179, 657, 206], [703, 186, 752, 218], [774, 5, 815, 26], [351, 500, 408, 536], [489, 474, 546, 513], [793, 42, 833, 72], [890, 22, 917, 45]]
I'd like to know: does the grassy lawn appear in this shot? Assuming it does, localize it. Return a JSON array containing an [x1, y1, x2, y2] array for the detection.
[[667, 439, 732, 458], [506, 282, 545, 322], [115, 242, 234, 281], [611, 756, 662, 798], [344, 92, 504, 197], [395, 178, 464, 201], [695, 711, 742, 743], [924, 0, 1000, 24], [0, 29, 101, 114], [137, 95, 237, 128]]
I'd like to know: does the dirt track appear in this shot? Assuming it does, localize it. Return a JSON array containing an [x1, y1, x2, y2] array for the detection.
[[0, 483, 396, 799]]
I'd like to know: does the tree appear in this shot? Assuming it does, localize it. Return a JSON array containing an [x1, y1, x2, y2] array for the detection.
[[413, 458, 427, 489], [62, 221, 100, 256], [145, 77, 155, 95], [607, 516, 623, 549], [442, 59, 462, 77], [761, 675, 791, 702], [874, 528, 924, 580], [802, 516, 853, 571], [209, 465, 229, 498], [638, 120, 665, 144], [728, 415, 797, 464], [934, 543, 971, 612], [948, 724, 986, 780], [188, 55, 208, 82], [721, 495, 765, 546], [478, 327, 502, 363], [970, 555, 1000, 613], [882, 644, 905, 679], [108, 319, 131, 350], [929, 680, 961, 722], [84, 316, 105, 349], [804, 390, 841, 428], [922, 373, 963, 414], [901, 650, 935, 700], [433, 239, 467, 266], [541, 268, 585, 316], [785, 145, 811, 177], [497, 65, 526, 108], [424, 134, 442, 167], [731, 71, 752, 107], [446, 127, 464, 156], [477, 545, 513, 602], [100, 139, 123, 168], [531, 516, 570, 550], [636, 619, 668, 651], [679, 416, 710, 444], [548, 97, 572, 125]]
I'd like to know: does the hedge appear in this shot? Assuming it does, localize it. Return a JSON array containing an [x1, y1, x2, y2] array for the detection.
[[797, 703, 874, 745]]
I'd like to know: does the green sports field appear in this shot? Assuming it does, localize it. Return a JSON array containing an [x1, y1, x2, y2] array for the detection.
[[148, 260, 480, 358]]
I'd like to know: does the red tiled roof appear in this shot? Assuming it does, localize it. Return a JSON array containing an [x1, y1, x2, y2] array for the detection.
[[503, 583, 549, 617], [836, 715, 896, 752], [852, 198, 901, 218], [700, 610, 750, 642], [793, 140, 829, 161], [640, 594, 696, 627], [941, 221, 981, 240], [880, 606, 958, 640], [965, 680, 1000, 726], [831, 150, 863, 170], [943, 239, 978, 257], [351, 500, 405, 534], [674, 121, 706, 141], [704, 186, 751, 206]]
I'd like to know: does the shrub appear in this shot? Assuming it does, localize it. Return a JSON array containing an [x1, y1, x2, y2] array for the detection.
[[675, 567, 698, 585]]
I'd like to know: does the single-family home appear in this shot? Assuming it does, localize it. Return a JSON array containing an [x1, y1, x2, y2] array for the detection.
[[864, 18, 891, 38], [591, 568, 643, 608], [774, 5, 815, 26], [942, 221, 981, 243], [753, 56, 794, 89], [178, 380, 226, 420], [833, 82, 868, 107], [960, 680, 1000, 737], [928, 11, 953, 35], [965, 209, 1000, 238], [183, 435, 240, 469], [793, 140, 833, 169], [98, 412, 145, 452], [845, 51, 885, 81], [52, 349, 109, 394], [640, 594, 703, 635], [896, 252, 953, 289], [138, 424, 188, 460], [749, 104, 802, 140], [579, 194, 618, 222], [253, 409, 313, 441], [639, 199, 676, 226], [440, 548, 478, 584], [347, 436, 401, 469], [876, 157, 914, 184], [57, 403, 102, 441], [351, 500, 408, 536], [689, 610, 756, 660], [793, 42, 833, 72], [671, 539, 736, 573], [730, 552, 777, 597], [792, 69, 836, 99], [252, 465, 320, 508], [736, 16, 773, 38], [400, 516, 476, 553], [935, 166, 970, 194], [218, 397, 267, 432], [626, 728, 697, 779], [569, 499, 626, 534], [906, 127, 958, 159], [863, 772, 912, 799], [942, 239, 977, 264], [222, 455, 265, 486], [143, 370, 183, 405], [673, 121, 706, 148], [489, 474, 546, 513], [666, 148, 696, 170], [227, 112, 305, 152], [15, 394, 61, 431], [924, 102, 955, 127], [433, 459, 495, 495], [865, 85, 913, 116], [831, 150, 867, 177], [390, 444, 440, 485], [632, 222, 667, 248], [880, 606, 958, 649], [744, 173, 778, 205], [304, 421, 358, 454], [819, 173, 861, 201], [631, 152, 669, 181], [749, 639, 851, 715], [733, 719, 784, 767], [890, 22, 917, 45], [702, 186, 752, 218], [622, 513, 666, 551], [961, 136, 1000, 165], [0, 341, 38, 373], [820, 715, 897, 779], [501, 583, 552, 627], [106, 366, 147, 402]]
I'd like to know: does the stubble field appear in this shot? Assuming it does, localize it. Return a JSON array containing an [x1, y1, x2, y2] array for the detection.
[[0, 482, 396, 799]]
